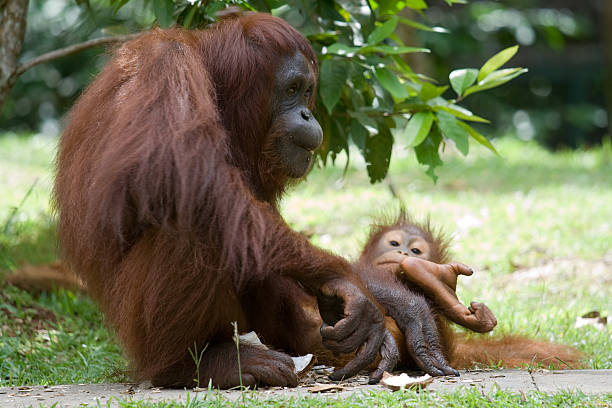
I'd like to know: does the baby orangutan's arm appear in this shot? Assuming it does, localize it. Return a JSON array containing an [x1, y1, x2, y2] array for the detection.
[[373, 252, 497, 333]]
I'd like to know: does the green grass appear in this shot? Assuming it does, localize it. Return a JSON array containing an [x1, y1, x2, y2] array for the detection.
[[0, 285, 127, 385], [0, 133, 126, 385], [0, 133, 57, 271], [0, 133, 611, 402], [70, 388, 612, 408]]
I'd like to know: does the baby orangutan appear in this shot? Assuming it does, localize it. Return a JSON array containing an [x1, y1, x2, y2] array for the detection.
[[362, 220, 497, 333], [355, 211, 582, 373]]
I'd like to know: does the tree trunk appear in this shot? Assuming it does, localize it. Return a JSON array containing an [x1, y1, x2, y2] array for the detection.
[[0, 0, 29, 113], [604, 0, 612, 140]]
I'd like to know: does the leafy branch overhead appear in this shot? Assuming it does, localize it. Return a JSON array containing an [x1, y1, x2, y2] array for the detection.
[[116, 0, 527, 182]]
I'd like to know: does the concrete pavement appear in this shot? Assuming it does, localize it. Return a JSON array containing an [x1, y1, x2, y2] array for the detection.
[[0, 369, 610, 407]]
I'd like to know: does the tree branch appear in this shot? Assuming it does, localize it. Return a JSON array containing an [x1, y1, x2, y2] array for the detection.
[[14, 33, 142, 77]]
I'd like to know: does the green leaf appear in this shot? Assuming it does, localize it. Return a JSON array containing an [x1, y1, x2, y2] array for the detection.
[[326, 43, 360, 56], [153, 0, 174, 28], [367, 16, 399, 45], [398, 17, 449, 33], [350, 119, 368, 151], [205, 1, 226, 14], [419, 82, 448, 101], [478, 45, 519, 82], [182, 6, 196, 29], [449, 68, 478, 97], [349, 111, 378, 130], [358, 45, 430, 55], [315, 104, 332, 165], [414, 125, 443, 183], [319, 59, 348, 113], [365, 126, 393, 183], [307, 33, 338, 46], [329, 118, 349, 160], [404, 0, 428, 10], [334, 4, 350, 22], [378, 0, 399, 15], [265, 0, 285, 9], [391, 56, 428, 84], [480, 67, 525, 83], [464, 68, 528, 97], [457, 121, 500, 156], [111, 0, 130, 14], [402, 111, 434, 147], [433, 105, 490, 123], [374, 67, 409, 102], [436, 110, 469, 155], [248, 0, 271, 11]]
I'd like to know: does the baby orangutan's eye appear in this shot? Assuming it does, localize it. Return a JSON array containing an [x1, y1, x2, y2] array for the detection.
[[411, 248, 422, 255], [390, 240, 400, 247]]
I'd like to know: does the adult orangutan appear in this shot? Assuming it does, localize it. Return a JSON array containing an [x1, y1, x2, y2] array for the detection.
[[53, 11, 416, 388], [356, 212, 583, 371], [49, 10, 581, 388]]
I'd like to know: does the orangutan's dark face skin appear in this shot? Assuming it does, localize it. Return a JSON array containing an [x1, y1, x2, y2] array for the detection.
[[271, 53, 322, 178]]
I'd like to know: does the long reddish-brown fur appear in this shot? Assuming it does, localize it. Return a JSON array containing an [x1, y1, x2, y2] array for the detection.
[[54, 13, 370, 387], [360, 211, 583, 370]]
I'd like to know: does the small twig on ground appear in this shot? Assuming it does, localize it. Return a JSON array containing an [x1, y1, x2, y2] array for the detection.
[[231, 321, 245, 399]]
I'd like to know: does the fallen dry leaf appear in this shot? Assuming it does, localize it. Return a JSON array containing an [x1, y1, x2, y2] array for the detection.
[[292, 353, 315, 378], [238, 331, 268, 349], [380, 372, 433, 391], [307, 384, 345, 393], [575, 311, 607, 330]]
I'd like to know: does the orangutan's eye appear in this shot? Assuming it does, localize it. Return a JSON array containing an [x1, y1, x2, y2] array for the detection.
[[287, 84, 298, 96], [304, 86, 313, 98], [390, 240, 400, 247], [411, 248, 422, 255]]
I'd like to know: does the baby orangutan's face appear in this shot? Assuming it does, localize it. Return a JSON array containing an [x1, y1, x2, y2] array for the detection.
[[371, 229, 432, 263]]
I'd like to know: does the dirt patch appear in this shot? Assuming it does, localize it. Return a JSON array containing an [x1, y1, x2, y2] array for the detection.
[[508, 255, 612, 283], [499, 255, 612, 297], [0, 291, 58, 337]]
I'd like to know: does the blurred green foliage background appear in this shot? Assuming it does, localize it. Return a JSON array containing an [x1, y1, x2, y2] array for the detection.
[[0, 0, 608, 151], [415, 0, 608, 149]]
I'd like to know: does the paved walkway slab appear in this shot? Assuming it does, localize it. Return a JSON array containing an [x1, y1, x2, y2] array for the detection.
[[0, 369, 610, 407], [532, 369, 612, 394]]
